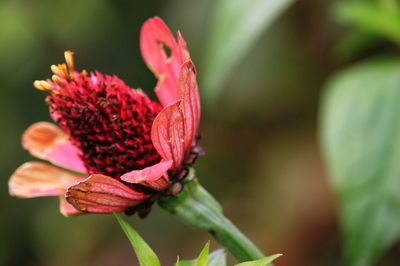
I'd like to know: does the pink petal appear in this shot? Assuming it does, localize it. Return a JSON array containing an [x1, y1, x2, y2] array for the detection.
[[140, 17, 190, 106], [22, 122, 86, 173], [151, 102, 185, 169], [8, 161, 83, 198], [66, 174, 150, 213], [120, 160, 173, 190], [178, 61, 201, 153], [177, 31, 190, 62]]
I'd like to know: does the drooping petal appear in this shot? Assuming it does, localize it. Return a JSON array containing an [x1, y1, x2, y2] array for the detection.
[[121, 160, 173, 190], [9, 161, 83, 198], [22, 122, 86, 173], [140, 17, 190, 106], [151, 102, 185, 169], [66, 174, 150, 213], [59, 196, 82, 217], [178, 61, 201, 153]]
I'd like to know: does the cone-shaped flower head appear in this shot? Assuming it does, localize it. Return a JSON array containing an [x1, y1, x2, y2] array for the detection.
[[8, 17, 201, 217], [43, 52, 163, 179]]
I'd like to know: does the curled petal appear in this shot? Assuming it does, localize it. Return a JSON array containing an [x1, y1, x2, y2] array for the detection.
[[9, 161, 83, 198], [121, 160, 173, 190], [140, 17, 190, 106], [151, 102, 185, 169], [66, 174, 150, 213], [59, 196, 82, 217], [178, 61, 201, 153], [22, 122, 86, 173]]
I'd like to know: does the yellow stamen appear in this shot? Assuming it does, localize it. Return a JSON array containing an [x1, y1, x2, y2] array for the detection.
[[51, 64, 63, 77], [59, 64, 69, 78], [52, 75, 66, 87], [34, 80, 52, 91], [64, 50, 75, 71], [33, 80, 60, 94]]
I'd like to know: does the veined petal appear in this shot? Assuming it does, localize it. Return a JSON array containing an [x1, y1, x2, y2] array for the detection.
[[121, 160, 173, 190], [22, 122, 86, 173], [9, 161, 83, 198], [66, 174, 150, 213], [178, 61, 201, 153], [151, 102, 185, 169], [140, 17, 190, 106]]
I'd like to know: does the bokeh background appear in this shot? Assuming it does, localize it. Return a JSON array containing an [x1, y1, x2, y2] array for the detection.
[[2, 0, 398, 265]]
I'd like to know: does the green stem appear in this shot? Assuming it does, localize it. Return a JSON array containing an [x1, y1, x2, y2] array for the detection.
[[158, 174, 264, 262]]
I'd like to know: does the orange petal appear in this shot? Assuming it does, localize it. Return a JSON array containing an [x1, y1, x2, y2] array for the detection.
[[66, 174, 150, 213], [151, 102, 185, 169], [22, 122, 86, 173], [9, 161, 83, 198]]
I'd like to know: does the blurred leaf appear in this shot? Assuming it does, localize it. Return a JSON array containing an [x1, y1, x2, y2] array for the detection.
[[114, 213, 161, 266], [207, 249, 227, 266], [235, 253, 282, 266], [334, 31, 384, 61], [201, 0, 295, 106], [176, 245, 226, 266], [335, 0, 400, 44], [321, 58, 400, 266]]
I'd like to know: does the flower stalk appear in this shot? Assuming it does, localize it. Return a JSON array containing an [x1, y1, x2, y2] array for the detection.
[[158, 169, 264, 262]]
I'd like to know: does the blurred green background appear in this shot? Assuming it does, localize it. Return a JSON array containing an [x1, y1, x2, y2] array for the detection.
[[2, 0, 399, 265]]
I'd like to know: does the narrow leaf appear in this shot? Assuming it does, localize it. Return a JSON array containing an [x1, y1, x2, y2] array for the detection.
[[176, 242, 211, 266], [196, 242, 209, 266], [114, 213, 161, 266], [202, 0, 295, 106], [176, 259, 195, 266], [320, 58, 400, 266], [235, 253, 282, 266], [175, 256, 182, 266]]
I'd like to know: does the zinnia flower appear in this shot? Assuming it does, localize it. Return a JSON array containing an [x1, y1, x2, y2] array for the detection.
[[8, 17, 200, 217]]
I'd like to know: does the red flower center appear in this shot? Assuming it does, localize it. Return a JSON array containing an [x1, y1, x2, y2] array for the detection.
[[35, 51, 162, 178]]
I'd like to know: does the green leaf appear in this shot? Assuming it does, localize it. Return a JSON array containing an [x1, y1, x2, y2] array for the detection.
[[113, 213, 161, 266], [334, 0, 400, 44], [175, 256, 182, 266], [176, 258, 196, 266], [235, 253, 282, 266], [320, 58, 400, 266], [201, 0, 295, 106], [175, 242, 220, 266], [196, 242, 209, 266], [175, 243, 226, 266]]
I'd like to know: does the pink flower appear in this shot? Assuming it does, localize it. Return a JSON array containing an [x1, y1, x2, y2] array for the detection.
[[8, 17, 200, 217]]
